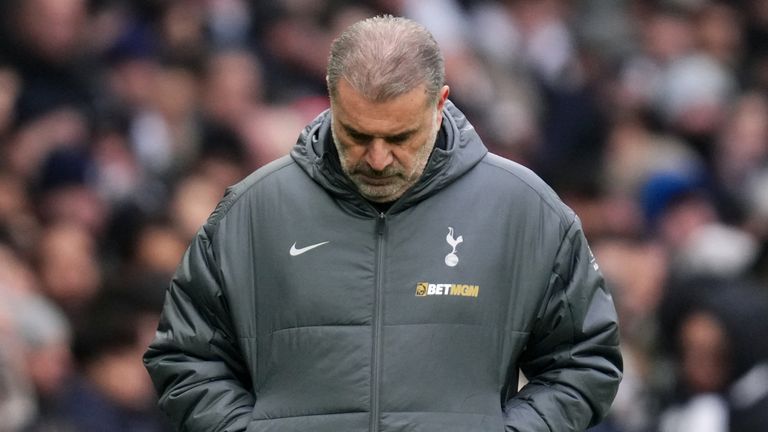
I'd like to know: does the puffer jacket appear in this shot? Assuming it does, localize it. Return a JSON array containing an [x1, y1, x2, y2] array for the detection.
[[144, 101, 622, 432]]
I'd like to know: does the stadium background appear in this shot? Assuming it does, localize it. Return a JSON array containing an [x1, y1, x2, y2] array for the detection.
[[1, 0, 767, 431]]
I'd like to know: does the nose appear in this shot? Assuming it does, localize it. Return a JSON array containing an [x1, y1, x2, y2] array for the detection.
[[365, 139, 393, 172]]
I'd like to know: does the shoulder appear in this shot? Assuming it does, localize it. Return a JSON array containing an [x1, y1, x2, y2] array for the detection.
[[203, 155, 299, 235], [476, 152, 575, 224]]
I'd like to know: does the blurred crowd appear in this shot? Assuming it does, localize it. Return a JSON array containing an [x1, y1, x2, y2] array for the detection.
[[0, 0, 767, 431]]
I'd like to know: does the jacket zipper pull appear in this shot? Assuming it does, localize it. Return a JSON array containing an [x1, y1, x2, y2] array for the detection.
[[376, 213, 386, 236]]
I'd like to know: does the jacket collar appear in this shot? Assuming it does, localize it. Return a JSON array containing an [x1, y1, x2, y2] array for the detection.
[[290, 100, 487, 217]]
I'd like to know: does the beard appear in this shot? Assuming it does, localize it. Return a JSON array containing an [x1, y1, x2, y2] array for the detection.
[[333, 113, 440, 203]]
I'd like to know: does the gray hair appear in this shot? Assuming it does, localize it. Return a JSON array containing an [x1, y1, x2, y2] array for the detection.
[[327, 15, 444, 104]]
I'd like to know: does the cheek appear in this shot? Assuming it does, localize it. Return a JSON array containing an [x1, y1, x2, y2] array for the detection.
[[338, 142, 366, 168], [399, 131, 435, 170], [391, 147, 416, 170], [348, 144, 367, 160]]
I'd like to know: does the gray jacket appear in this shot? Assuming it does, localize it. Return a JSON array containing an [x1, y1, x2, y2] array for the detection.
[[144, 101, 622, 432]]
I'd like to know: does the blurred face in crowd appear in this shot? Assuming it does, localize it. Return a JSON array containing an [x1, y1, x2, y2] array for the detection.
[[16, 0, 87, 62], [204, 50, 263, 126], [27, 340, 72, 397], [133, 223, 187, 276], [331, 79, 449, 203], [679, 311, 730, 393], [85, 313, 160, 410], [37, 223, 100, 311], [170, 175, 222, 240]]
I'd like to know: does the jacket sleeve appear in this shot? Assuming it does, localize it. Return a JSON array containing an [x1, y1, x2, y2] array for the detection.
[[143, 225, 255, 432], [504, 217, 622, 431]]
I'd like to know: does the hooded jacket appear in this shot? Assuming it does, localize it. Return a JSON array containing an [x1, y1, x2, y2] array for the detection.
[[144, 101, 622, 432]]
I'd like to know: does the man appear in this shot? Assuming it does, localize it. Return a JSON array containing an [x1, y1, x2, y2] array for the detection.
[[144, 16, 622, 432]]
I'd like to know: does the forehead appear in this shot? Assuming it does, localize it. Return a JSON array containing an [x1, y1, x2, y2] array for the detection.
[[332, 80, 431, 136]]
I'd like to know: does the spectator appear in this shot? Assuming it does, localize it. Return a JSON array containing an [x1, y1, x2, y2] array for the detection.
[[35, 222, 101, 318], [660, 283, 768, 432], [59, 281, 172, 432]]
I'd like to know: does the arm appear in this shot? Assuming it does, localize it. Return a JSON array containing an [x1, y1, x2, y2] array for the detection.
[[505, 218, 622, 431], [143, 225, 255, 432]]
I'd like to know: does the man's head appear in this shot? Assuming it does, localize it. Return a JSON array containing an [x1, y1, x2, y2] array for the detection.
[[327, 16, 449, 203]]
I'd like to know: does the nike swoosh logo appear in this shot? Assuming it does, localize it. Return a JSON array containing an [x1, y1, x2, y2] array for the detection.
[[289, 241, 330, 256]]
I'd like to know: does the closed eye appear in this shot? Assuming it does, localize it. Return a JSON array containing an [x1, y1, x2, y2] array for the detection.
[[340, 121, 417, 145], [386, 133, 412, 144], [341, 124, 372, 143], [349, 131, 372, 142]]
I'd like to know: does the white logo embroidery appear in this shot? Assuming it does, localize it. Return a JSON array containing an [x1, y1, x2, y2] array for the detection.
[[587, 245, 600, 271], [444, 227, 463, 267], [289, 241, 330, 256]]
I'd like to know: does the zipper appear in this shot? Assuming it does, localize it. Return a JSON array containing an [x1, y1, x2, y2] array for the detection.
[[370, 212, 386, 432]]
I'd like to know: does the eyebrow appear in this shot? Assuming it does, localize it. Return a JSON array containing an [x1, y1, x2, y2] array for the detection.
[[340, 121, 418, 141]]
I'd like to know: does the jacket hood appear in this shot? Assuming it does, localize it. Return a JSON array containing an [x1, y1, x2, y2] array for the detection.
[[290, 100, 488, 217]]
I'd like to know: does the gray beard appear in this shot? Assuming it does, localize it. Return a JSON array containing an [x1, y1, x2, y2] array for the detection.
[[333, 113, 439, 203]]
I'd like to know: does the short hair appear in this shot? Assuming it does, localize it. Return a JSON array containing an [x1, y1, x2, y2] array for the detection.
[[327, 15, 444, 104]]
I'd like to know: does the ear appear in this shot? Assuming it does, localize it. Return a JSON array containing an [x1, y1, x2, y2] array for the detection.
[[435, 85, 450, 124], [436, 85, 450, 112]]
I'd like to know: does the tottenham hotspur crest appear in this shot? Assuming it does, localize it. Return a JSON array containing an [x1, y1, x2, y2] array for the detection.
[[445, 227, 463, 267]]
